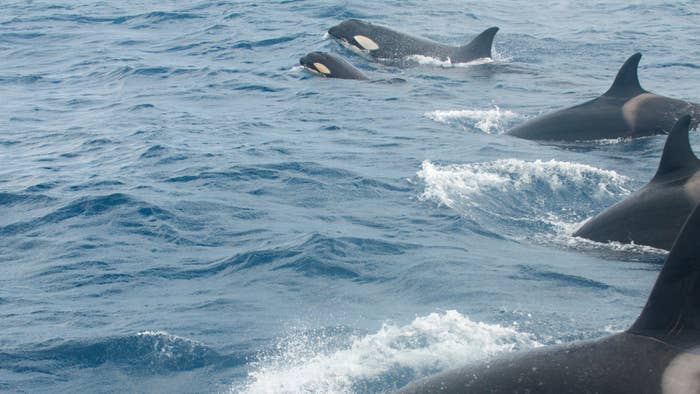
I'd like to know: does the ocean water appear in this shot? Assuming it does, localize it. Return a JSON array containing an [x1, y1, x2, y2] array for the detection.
[[1, 1, 699, 392]]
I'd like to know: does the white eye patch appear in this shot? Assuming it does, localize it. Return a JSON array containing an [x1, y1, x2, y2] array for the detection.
[[313, 62, 331, 75], [353, 35, 379, 51]]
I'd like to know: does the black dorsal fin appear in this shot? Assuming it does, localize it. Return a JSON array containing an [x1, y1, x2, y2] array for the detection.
[[603, 53, 646, 97], [628, 203, 700, 346], [455, 27, 499, 63], [651, 115, 700, 181]]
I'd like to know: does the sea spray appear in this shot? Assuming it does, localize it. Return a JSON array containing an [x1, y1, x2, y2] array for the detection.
[[239, 310, 539, 394], [424, 107, 521, 134], [416, 159, 632, 245]]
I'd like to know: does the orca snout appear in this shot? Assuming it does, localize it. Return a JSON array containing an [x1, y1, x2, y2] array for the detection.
[[327, 24, 342, 40], [300, 52, 322, 68], [300, 52, 322, 67], [299, 52, 333, 76]]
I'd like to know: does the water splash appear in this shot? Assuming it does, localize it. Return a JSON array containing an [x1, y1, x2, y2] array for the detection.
[[416, 159, 632, 243], [424, 106, 521, 134], [405, 47, 509, 67], [405, 54, 494, 68], [238, 310, 539, 394], [13, 331, 222, 373], [417, 159, 630, 208]]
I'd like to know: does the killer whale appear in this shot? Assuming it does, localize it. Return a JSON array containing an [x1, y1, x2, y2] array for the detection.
[[327, 19, 498, 64], [507, 53, 700, 141], [299, 51, 369, 80], [398, 201, 700, 393], [574, 115, 700, 250]]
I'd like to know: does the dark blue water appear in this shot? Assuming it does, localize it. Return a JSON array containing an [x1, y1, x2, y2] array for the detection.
[[1, 1, 699, 392]]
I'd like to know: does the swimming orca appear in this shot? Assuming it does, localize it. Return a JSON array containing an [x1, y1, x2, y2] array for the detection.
[[397, 201, 700, 393], [327, 19, 498, 64], [299, 51, 369, 80], [573, 115, 700, 250], [507, 53, 700, 141]]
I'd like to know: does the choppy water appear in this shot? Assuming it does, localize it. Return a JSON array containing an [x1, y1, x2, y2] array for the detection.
[[1, 1, 699, 393]]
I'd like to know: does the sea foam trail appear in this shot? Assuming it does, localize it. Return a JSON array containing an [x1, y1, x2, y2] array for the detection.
[[416, 159, 633, 245], [238, 310, 539, 394], [424, 106, 521, 134], [406, 55, 493, 68], [406, 49, 509, 68], [417, 159, 630, 208]]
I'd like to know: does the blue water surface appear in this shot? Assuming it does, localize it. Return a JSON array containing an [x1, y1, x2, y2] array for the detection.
[[1, 1, 700, 392]]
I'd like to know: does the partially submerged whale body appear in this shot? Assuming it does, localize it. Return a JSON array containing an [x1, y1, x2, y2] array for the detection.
[[507, 53, 700, 141], [327, 19, 498, 64], [397, 201, 700, 393], [574, 115, 700, 250], [299, 51, 369, 80]]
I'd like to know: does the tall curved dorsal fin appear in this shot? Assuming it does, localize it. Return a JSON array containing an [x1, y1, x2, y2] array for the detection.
[[455, 27, 499, 62], [651, 115, 700, 181], [629, 202, 700, 346], [603, 53, 646, 97]]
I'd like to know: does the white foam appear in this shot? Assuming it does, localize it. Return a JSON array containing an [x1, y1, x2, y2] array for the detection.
[[590, 137, 630, 145], [405, 54, 494, 68], [424, 106, 521, 134], [603, 325, 626, 334], [237, 310, 539, 394], [416, 159, 630, 209], [489, 48, 511, 64], [133, 331, 208, 361], [406, 47, 508, 68], [415, 159, 640, 249]]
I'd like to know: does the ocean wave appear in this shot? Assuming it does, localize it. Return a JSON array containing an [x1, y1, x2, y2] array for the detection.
[[5, 10, 202, 30], [163, 162, 404, 201], [416, 159, 631, 240], [141, 233, 414, 281], [66, 180, 125, 192], [0, 32, 45, 41], [238, 310, 539, 394], [165, 167, 279, 183], [653, 62, 700, 70], [0, 192, 54, 206], [233, 84, 285, 93], [263, 162, 355, 178], [3, 332, 229, 374], [114, 11, 204, 25], [424, 106, 522, 134], [132, 67, 170, 76], [0, 74, 53, 84], [232, 34, 305, 50], [140, 144, 168, 158], [0, 193, 205, 246], [315, 6, 369, 19], [0, 193, 136, 236], [511, 264, 612, 290], [86, 65, 206, 83], [1, 14, 115, 25]]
